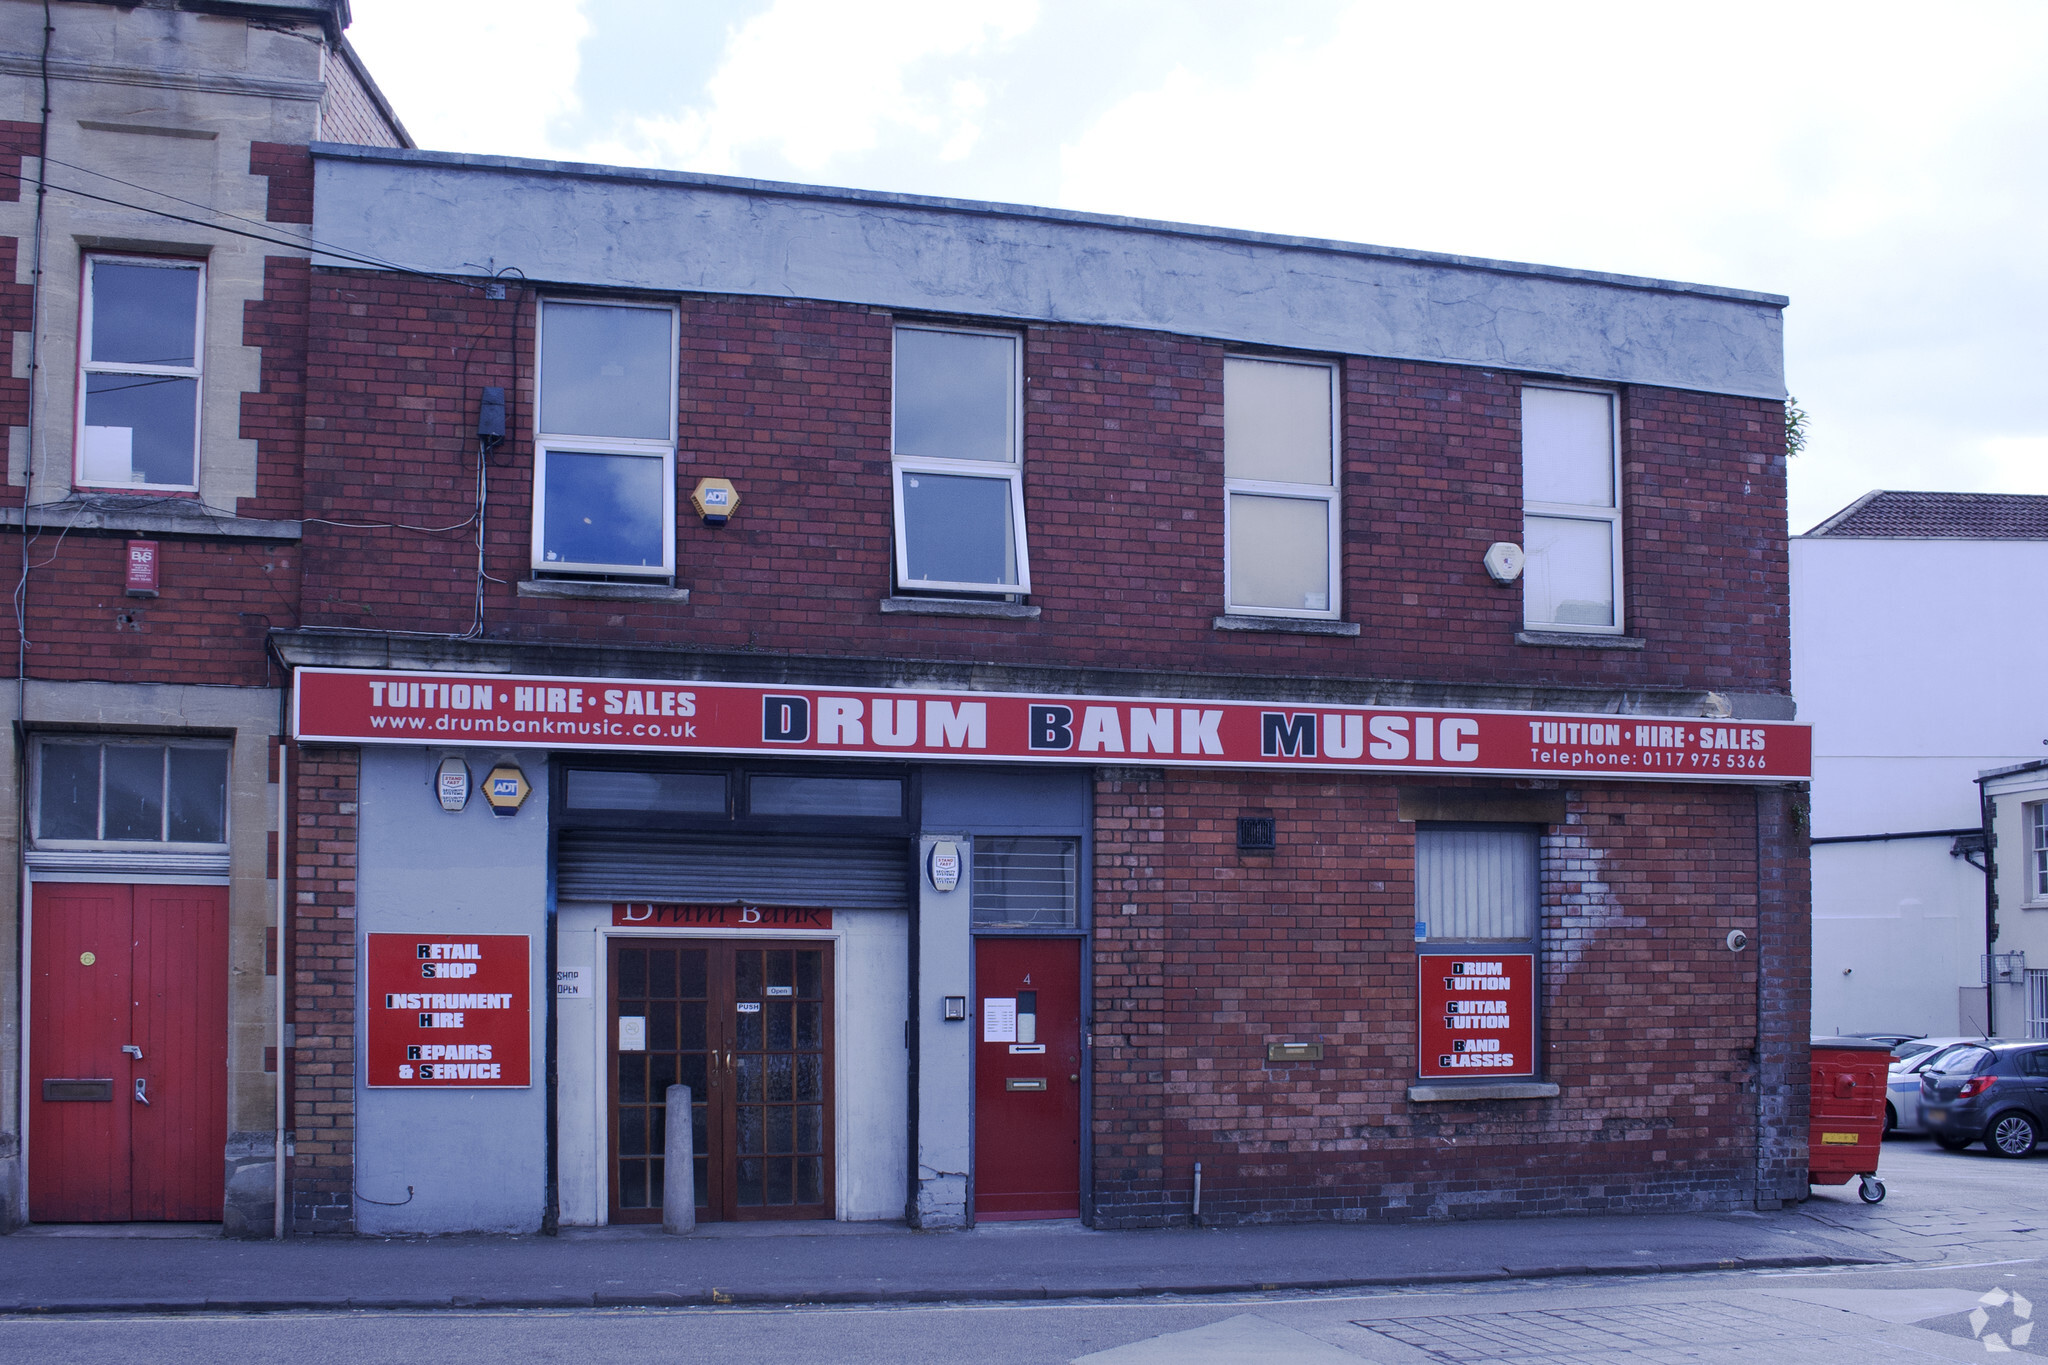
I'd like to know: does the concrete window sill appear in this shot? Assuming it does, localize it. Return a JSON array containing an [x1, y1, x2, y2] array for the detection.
[[1212, 615, 1361, 637], [1407, 1082, 1560, 1103], [1, 502, 301, 540], [519, 579, 690, 603], [1516, 631, 1645, 650], [880, 596, 1040, 620]]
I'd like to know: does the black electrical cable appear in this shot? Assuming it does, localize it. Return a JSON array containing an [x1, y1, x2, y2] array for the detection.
[[35, 175, 494, 291]]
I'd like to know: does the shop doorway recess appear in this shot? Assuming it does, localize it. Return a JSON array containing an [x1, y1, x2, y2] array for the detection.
[[607, 937, 834, 1222]]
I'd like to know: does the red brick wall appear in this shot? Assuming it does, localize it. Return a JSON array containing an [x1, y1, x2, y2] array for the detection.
[[289, 744, 359, 1234], [238, 255, 311, 522], [0, 118, 41, 202], [3, 533, 294, 684], [0, 235, 32, 510], [298, 271, 1791, 695], [249, 142, 313, 225], [1090, 772, 1781, 1225]]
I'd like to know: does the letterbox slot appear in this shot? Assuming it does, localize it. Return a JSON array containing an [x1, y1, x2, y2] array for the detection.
[[42, 1078, 113, 1102]]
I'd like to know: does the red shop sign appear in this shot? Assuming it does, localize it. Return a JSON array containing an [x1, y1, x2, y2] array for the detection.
[[292, 668, 1811, 783], [611, 904, 833, 929], [365, 933, 531, 1088], [1417, 952, 1536, 1080]]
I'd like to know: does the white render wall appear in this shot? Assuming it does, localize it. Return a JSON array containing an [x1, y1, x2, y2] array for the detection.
[[1794, 535, 2048, 1036]]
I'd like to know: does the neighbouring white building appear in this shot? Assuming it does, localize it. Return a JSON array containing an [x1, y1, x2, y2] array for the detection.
[[1794, 491, 2048, 1040], [1981, 762, 2048, 1039]]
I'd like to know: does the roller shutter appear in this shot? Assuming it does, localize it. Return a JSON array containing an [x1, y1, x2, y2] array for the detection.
[[557, 831, 910, 911]]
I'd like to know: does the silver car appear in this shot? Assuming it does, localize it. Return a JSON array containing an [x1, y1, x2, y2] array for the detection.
[[1888, 1038, 1997, 1133]]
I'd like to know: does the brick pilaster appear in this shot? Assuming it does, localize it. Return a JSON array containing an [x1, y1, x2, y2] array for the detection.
[[289, 743, 358, 1233]]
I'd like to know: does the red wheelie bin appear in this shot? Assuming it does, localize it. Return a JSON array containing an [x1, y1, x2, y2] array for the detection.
[[1810, 1035, 1891, 1203]]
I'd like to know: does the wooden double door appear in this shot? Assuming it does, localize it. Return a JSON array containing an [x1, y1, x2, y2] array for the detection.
[[29, 882, 229, 1222], [608, 938, 833, 1223]]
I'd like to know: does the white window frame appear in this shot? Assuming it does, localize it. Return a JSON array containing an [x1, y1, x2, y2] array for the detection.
[[889, 322, 1030, 596], [30, 736, 232, 853], [2030, 802, 2048, 902], [1521, 382, 1624, 635], [75, 253, 206, 493], [1223, 355, 1340, 620], [531, 297, 679, 579]]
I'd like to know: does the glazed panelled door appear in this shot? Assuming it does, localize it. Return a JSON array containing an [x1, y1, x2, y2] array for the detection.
[[973, 938, 1082, 1220], [609, 938, 833, 1223], [29, 882, 230, 1222]]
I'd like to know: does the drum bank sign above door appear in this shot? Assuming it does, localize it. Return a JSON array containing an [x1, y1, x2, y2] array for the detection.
[[366, 934, 531, 1087]]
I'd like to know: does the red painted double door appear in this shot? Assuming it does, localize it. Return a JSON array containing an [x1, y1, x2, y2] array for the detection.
[[973, 938, 1082, 1220], [29, 882, 229, 1222]]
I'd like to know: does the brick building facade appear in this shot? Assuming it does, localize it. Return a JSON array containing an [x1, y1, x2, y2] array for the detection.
[[3, 1, 1811, 1236]]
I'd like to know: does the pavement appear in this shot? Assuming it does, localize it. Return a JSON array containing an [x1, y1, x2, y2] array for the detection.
[[0, 1141, 2035, 1316]]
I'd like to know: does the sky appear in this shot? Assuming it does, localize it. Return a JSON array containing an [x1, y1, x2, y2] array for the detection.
[[347, 0, 2048, 533]]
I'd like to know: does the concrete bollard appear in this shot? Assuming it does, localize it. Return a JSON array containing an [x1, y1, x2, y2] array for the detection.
[[662, 1084, 696, 1234]]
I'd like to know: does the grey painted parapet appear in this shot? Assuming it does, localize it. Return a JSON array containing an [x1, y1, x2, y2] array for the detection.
[[311, 145, 1786, 401], [355, 746, 550, 1235]]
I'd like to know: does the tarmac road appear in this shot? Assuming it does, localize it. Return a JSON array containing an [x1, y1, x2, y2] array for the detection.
[[4, 1259, 2043, 1364], [2, 1141, 2042, 1362]]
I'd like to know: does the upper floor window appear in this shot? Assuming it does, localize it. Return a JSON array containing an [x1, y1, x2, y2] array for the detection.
[[534, 299, 678, 578], [891, 324, 1029, 595], [2031, 802, 2048, 899], [1522, 385, 1622, 633], [1224, 356, 1338, 618], [33, 739, 229, 848], [77, 255, 204, 491]]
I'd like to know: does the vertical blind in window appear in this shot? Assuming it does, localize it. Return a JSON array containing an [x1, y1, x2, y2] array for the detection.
[[1416, 825, 1537, 941], [970, 837, 1079, 929]]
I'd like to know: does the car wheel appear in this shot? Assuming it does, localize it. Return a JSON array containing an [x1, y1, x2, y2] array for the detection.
[[1986, 1112, 2040, 1158], [1885, 1102, 1898, 1134], [1936, 1133, 1974, 1152]]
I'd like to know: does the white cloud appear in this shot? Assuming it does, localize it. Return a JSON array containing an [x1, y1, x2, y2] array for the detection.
[[1055, 1, 2048, 529], [346, 0, 590, 159], [582, 0, 1038, 175]]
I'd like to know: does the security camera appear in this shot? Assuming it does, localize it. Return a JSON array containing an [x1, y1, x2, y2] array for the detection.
[[1727, 929, 1748, 952]]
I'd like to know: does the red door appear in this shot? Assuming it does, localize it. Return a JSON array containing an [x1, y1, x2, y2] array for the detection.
[[30, 883, 228, 1222], [973, 938, 1082, 1220]]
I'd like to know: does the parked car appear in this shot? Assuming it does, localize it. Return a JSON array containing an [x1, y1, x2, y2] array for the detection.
[[1920, 1042, 2048, 1156], [1848, 1032, 1927, 1052], [1886, 1039, 1996, 1133]]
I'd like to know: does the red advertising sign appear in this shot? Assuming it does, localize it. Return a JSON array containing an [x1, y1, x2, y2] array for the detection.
[[1417, 952, 1537, 1079], [365, 933, 531, 1088], [292, 667, 1811, 783], [124, 539, 159, 595], [612, 904, 833, 929]]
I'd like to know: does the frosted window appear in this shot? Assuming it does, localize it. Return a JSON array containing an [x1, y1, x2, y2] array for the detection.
[[1223, 357, 1338, 619], [1229, 494, 1331, 611], [1225, 357, 1333, 485], [1524, 515, 1616, 628], [1523, 387, 1615, 507]]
